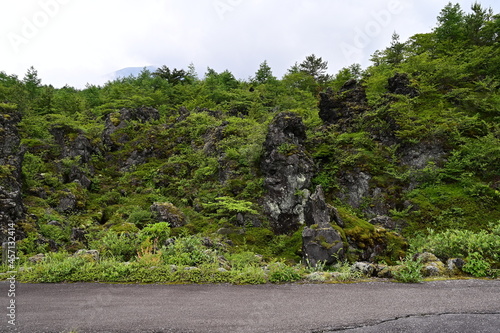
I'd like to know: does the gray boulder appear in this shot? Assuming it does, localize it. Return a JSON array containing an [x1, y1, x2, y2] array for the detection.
[[74, 249, 99, 261], [302, 226, 344, 267], [150, 202, 186, 228], [351, 262, 376, 276]]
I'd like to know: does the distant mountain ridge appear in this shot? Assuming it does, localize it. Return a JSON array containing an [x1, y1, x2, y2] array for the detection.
[[105, 66, 159, 81]]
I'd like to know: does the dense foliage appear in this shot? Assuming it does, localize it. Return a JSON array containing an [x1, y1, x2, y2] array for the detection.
[[1, 2, 499, 282]]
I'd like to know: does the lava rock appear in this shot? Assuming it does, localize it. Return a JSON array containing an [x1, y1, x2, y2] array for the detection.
[[261, 112, 314, 234], [387, 73, 418, 97], [150, 202, 186, 228], [351, 262, 376, 276], [0, 107, 25, 242], [302, 226, 344, 267], [318, 80, 369, 126]]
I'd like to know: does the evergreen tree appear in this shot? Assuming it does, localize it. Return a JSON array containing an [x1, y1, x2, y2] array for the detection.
[[298, 54, 330, 83], [253, 61, 276, 85], [434, 2, 465, 43], [464, 2, 493, 45], [23, 66, 41, 101], [386, 32, 405, 65], [153, 66, 192, 85]]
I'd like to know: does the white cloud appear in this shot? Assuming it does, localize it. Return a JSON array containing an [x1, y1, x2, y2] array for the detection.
[[1, 0, 499, 88]]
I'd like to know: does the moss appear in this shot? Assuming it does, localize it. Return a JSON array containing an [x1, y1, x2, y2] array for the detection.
[[337, 206, 375, 231], [110, 222, 140, 234], [403, 183, 500, 234], [109, 112, 121, 126]]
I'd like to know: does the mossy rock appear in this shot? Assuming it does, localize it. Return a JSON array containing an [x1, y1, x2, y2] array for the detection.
[[110, 222, 139, 234], [339, 206, 407, 263]]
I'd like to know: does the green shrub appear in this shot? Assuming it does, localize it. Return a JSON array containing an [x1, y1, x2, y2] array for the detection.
[[233, 265, 267, 284], [163, 235, 218, 266], [227, 251, 262, 270], [462, 252, 491, 277], [408, 226, 500, 262], [87, 231, 138, 261], [268, 260, 303, 283], [393, 255, 423, 283], [39, 224, 69, 244], [139, 222, 171, 245], [126, 209, 153, 227], [331, 261, 364, 282], [20, 252, 84, 283], [17, 232, 49, 256]]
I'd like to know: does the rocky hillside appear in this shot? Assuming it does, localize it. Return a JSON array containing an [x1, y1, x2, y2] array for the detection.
[[1, 3, 499, 277]]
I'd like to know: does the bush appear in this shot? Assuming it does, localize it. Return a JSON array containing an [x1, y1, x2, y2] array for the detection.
[[138, 222, 171, 245], [462, 252, 491, 277], [268, 260, 303, 283], [233, 265, 267, 284], [162, 235, 218, 267], [393, 255, 423, 283], [87, 231, 138, 261], [408, 226, 500, 263], [331, 261, 364, 282], [227, 251, 262, 270]]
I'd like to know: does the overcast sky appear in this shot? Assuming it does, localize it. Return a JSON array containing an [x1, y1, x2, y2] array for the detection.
[[2, 0, 500, 88]]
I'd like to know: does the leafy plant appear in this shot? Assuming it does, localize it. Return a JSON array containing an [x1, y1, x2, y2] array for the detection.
[[331, 261, 364, 282], [138, 222, 171, 245], [462, 252, 491, 277], [162, 236, 218, 267], [87, 231, 138, 261], [203, 197, 258, 216], [393, 255, 423, 283], [268, 260, 303, 283]]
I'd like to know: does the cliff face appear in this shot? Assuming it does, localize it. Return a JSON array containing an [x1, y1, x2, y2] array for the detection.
[[261, 112, 314, 234], [11, 70, 494, 267], [0, 106, 25, 242], [315, 73, 451, 224]]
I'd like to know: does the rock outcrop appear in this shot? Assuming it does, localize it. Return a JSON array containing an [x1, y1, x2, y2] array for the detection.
[[302, 186, 345, 266], [50, 124, 97, 189], [150, 202, 186, 228], [318, 80, 369, 126], [102, 107, 160, 151], [0, 106, 25, 242], [388, 72, 418, 97], [261, 112, 314, 234]]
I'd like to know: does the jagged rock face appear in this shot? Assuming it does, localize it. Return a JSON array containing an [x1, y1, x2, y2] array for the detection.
[[50, 125, 96, 164], [261, 112, 314, 234], [50, 124, 97, 189], [399, 141, 447, 170], [388, 73, 418, 97], [0, 108, 25, 242], [336, 171, 389, 217], [318, 80, 368, 126], [302, 186, 345, 266], [102, 107, 160, 150], [304, 186, 334, 228]]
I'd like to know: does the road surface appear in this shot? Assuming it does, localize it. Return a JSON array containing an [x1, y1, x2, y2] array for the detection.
[[1, 279, 499, 332]]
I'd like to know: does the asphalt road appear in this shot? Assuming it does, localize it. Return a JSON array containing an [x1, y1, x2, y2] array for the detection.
[[1, 279, 499, 333]]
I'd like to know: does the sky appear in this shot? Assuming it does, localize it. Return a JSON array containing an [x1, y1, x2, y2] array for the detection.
[[1, 0, 500, 89]]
